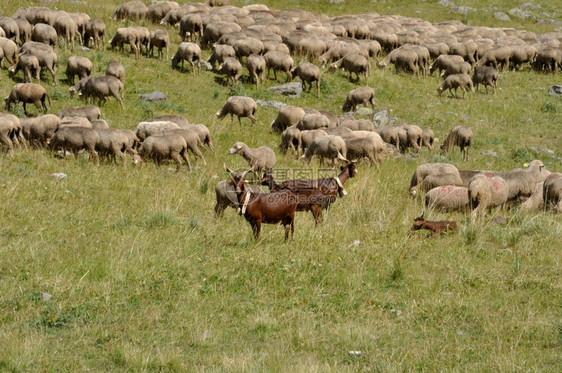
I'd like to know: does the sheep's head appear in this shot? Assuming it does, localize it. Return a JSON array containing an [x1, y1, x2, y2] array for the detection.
[[229, 142, 244, 154]]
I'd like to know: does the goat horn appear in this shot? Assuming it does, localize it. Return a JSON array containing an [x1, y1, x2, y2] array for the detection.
[[337, 152, 348, 162], [418, 211, 424, 219], [223, 163, 234, 174]]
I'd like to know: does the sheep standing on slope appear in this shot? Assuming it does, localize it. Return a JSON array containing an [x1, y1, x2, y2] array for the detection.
[[437, 73, 474, 99], [216, 96, 257, 125], [409, 163, 464, 197], [468, 174, 509, 220], [229, 142, 276, 173], [441, 126, 473, 161], [342, 86, 375, 112], [301, 135, 347, 166]]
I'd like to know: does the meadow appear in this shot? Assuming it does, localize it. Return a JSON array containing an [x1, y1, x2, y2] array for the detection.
[[0, 0, 561, 371]]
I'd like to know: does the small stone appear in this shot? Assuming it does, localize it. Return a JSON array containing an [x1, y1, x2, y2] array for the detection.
[[508, 8, 534, 20], [51, 172, 68, 179], [79, 46, 90, 51], [372, 109, 390, 127], [355, 107, 374, 116], [519, 2, 540, 10], [267, 82, 302, 98], [41, 292, 52, 302], [548, 85, 562, 96], [452, 6, 476, 15], [481, 150, 498, 158], [139, 91, 167, 101], [405, 153, 420, 159], [255, 100, 287, 110], [438, 0, 455, 7], [529, 146, 554, 155], [349, 240, 361, 247], [494, 12, 511, 21], [348, 351, 362, 356]]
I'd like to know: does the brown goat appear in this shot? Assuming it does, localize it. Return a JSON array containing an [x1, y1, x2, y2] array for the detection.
[[260, 161, 357, 225], [410, 212, 457, 237], [226, 165, 297, 241]]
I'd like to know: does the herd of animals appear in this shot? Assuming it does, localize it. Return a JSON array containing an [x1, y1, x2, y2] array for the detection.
[[0, 1, 561, 240]]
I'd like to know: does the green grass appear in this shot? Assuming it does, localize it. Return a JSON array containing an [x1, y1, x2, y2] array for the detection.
[[1, 0, 561, 371]]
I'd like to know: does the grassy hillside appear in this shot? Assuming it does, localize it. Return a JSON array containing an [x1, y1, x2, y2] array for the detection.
[[1, 0, 561, 371]]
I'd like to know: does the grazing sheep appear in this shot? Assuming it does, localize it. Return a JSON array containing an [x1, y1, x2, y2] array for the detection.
[[106, 60, 125, 83], [229, 142, 276, 173], [377, 48, 419, 75], [468, 174, 510, 220], [373, 125, 401, 149], [300, 129, 328, 153], [476, 46, 511, 72], [543, 173, 562, 213], [233, 37, 264, 61], [185, 123, 214, 152], [264, 51, 293, 82], [165, 129, 206, 167], [218, 57, 242, 86], [449, 41, 479, 67], [280, 126, 302, 155], [344, 134, 385, 165], [95, 128, 139, 163], [8, 54, 40, 83], [71, 76, 124, 109], [342, 86, 375, 112], [19, 41, 57, 85], [246, 54, 266, 88], [493, 160, 551, 201], [84, 19, 106, 50], [14, 18, 32, 44], [171, 42, 201, 74], [31, 23, 57, 47], [112, 1, 149, 21], [149, 29, 170, 60], [440, 126, 473, 161], [0, 17, 20, 44], [301, 135, 347, 166], [398, 124, 423, 153], [330, 53, 370, 83], [421, 128, 435, 151], [442, 61, 471, 78], [339, 119, 374, 132], [134, 121, 180, 141], [207, 44, 235, 70], [425, 185, 469, 211], [57, 105, 101, 121], [49, 126, 100, 163], [147, 1, 178, 23], [318, 41, 362, 67], [5, 83, 51, 116], [54, 14, 81, 51], [429, 55, 465, 76], [179, 13, 203, 42], [20, 114, 60, 147], [0, 37, 18, 65], [0, 114, 19, 154], [437, 73, 474, 99], [216, 96, 257, 125], [60, 116, 93, 128], [472, 66, 498, 94], [291, 62, 321, 97], [409, 163, 464, 197], [270, 106, 306, 133], [296, 113, 333, 131], [139, 134, 191, 172], [65, 56, 92, 85]]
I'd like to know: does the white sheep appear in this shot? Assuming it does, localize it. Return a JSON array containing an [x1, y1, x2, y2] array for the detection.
[[468, 174, 509, 220], [425, 185, 469, 211]]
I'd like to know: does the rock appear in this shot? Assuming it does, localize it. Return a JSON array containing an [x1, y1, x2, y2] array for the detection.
[[519, 2, 540, 10], [372, 110, 390, 127], [41, 292, 52, 302], [537, 19, 562, 26], [529, 146, 554, 155], [548, 85, 562, 96], [255, 100, 287, 110], [494, 12, 511, 21], [481, 150, 498, 157], [267, 82, 302, 98], [438, 0, 455, 7], [51, 172, 68, 179], [355, 107, 374, 116], [452, 6, 476, 15], [139, 91, 167, 101], [405, 152, 420, 160], [79, 46, 90, 51], [508, 8, 534, 20]]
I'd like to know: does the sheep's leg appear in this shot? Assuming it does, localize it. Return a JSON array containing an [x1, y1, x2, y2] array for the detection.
[[248, 113, 257, 125], [23, 102, 28, 116], [171, 152, 182, 172], [180, 148, 192, 172], [460, 86, 466, 99]]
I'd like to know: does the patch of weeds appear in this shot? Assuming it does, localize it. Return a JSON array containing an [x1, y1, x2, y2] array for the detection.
[[188, 214, 200, 230], [112, 216, 132, 232], [144, 210, 176, 229], [511, 146, 532, 163], [213, 90, 219, 99], [51, 88, 67, 100], [541, 102, 556, 113], [389, 256, 403, 282], [464, 225, 478, 246], [199, 181, 208, 194], [35, 303, 93, 329]]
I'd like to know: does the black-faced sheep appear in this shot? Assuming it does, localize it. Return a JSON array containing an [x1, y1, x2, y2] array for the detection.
[[216, 96, 257, 125], [440, 126, 473, 161], [229, 142, 276, 173]]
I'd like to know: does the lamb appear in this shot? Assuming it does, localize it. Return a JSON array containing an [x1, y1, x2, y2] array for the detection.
[[171, 42, 201, 74], [440, 126, 473, 161], [279, 126, 302, 155], [8, 54, 40, 83], [246, 54, 266, 88], [207, 44, 235, 70], [95, 128, 140, 163], [134, 121, 180, 141], [329, 53, 370, 83], [164, 129, 206, 167], [424, 185, 469, 211], [342, 86, 375, 112], [138, 134, 191, 172], [5, 83, 51, 116], [106, 60, 125, 83], [264, 51, 293, 82], [468, 174, 510, 220], [291, 62, 321, 97], [296, 113, 333, 131], [31, 23, 57, 47], [19, 41, 57, 85], [49, 126, 100, 163], [65, 56, 92, 85], [20, 114, 61, 147], [218, 57, 242, 86], [421, 128, 435, 151], [543, 173, 562, 213], [409, 163, 464, 197], [301, 135, 347, 166], [216, 96, 257, 125], [437, 73, 474, 99], [472, 66, 498, 95], [149, 29, 170, 60], [410, 212, 458, 237], [57, 105, 101, 122], [270, 106, 306, 133], [229, 142, 276, 173], [84, 19, 106, 50]]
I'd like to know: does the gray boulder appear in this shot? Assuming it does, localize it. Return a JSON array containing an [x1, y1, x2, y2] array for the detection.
[[267, 82, 302, 98], [139, 91, 167, 101], [494, 12, 510, 21], [548, 85, 562, 96], [255, 100, 287, 110], [372, 110, 390, 127]]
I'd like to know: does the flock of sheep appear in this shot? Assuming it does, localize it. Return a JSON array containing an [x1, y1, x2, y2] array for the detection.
[[1, 0, 561, 239]]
